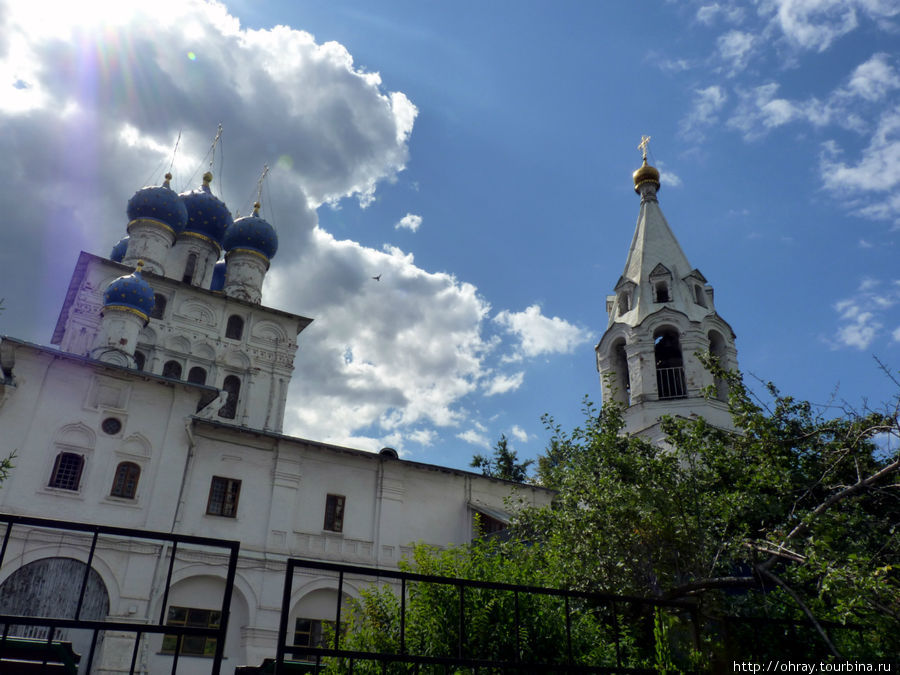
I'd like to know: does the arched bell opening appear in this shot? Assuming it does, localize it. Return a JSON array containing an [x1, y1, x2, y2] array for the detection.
[[708, 330, 729, 402], [654, 327, 686, 400], [608, 338, 631, 406]]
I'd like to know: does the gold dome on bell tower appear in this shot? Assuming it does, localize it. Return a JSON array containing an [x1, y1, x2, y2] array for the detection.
[[632, 135, 660, 193]]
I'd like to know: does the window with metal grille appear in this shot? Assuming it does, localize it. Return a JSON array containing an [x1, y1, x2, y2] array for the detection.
[[49, 452, 84, 491], [161, 606, 221, 657], [110, 462, 140, 499], [324, 494, 345, 532], [207, 476, 241, 517]]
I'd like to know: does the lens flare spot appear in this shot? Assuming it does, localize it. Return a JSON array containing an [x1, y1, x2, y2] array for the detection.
[[276, 154, 293, 170], [187, 51, 196, 61]]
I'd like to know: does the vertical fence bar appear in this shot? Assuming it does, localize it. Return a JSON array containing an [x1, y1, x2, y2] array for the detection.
[[0, 521, 12, 568], [42, 626, 55, 668], [275, 558, 296, 673], [457, 584, 465, 660], [212, 541, 240, 675], [691, 607, 701, 653], [335, 570, 344, 650], [158, 541, 179, 625], [564, 595, 572, 665], [611, 601, 621, 668], [514, 590, 520, 663], [74, 530, 99, 620], [84, 628, 100, 673], [129, 631, 142, 675], [170, 633, 182, 675], [400, 577, 407, 655]]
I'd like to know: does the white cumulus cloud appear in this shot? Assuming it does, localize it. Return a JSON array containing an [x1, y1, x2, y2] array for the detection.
[[457, 429, 491, 449], [484, 372, 525, 397], [395, 213, 423, 232], [761, 0, 899, 53], [717, 30, 756, 75], [494, 304, 591, 361], [509, 425, 530, 443], [819, 108, 900, 221], [831, 278, 900, 350], [681, 86, 728, 139]]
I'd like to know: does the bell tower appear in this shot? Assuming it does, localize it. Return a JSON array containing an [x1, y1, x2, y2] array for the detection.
[[595, 138, 738, 441]]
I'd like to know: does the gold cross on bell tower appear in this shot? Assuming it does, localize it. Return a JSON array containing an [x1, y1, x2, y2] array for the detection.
[[638, 135, 651, 161]]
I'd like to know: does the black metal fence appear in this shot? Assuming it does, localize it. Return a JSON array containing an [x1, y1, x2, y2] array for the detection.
[[274, 558, 701, 674], [0, 513, 240, 674]]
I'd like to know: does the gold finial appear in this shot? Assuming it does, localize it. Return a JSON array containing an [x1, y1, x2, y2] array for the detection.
[[203, 171, 213, 186], [253, 201, 261, 216], [163, 172, 173, 189], [638, 135, 651, 161], [135, 259, 145, 273], [633, 135, 660, 195]]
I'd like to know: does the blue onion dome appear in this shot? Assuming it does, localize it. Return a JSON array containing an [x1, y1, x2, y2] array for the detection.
[[126, 173, 188, 234], [179, 171, 232, 247], [102, 261, 155, 321], [223, 202, 278, 261], [210, 259, 227, 292], [110, 235, 129, 262]]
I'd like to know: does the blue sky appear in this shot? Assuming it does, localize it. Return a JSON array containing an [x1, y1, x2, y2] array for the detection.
[[1, 0, 898, 471]]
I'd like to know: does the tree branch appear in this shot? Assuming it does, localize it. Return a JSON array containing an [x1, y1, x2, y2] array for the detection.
[[663, 575, 757, 600], [764, 455, 900, 569], [756, 567, 842, 659]]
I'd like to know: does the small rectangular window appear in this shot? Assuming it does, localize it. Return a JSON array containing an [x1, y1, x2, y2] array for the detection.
[[49, 452, 84, 491], [206, 476, 241, 517], [110, 462, 140, 499], [655, 281, 670, 303], [161, 606, 221, 657], [324, 494, 345, 532]]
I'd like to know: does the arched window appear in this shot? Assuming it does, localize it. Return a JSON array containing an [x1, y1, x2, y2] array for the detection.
[[218, 375, 241, 420], [150, 294, 167, 319], [694, 284, 706, 307], [110, 462, 140, 499], [162, 360, 182, 379], [617, 292, 630, 316], [708, 330, 728, 402], [187, 366, 208, 385], [183, 253, 198, 284], [134, 351, 146, 371], [654, 328, 686, 400], [225, 315, 244, 340], [609, 338, 631, 406], [49, 452, 84, 491]]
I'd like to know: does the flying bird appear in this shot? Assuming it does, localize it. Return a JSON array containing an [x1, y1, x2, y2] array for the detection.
[[372, 274, 382, 281]]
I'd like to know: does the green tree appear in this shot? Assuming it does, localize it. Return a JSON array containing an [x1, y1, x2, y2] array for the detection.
[[327, 360, 900, 668], [517, 360, 899, 660], [470, 433, 533, 482]]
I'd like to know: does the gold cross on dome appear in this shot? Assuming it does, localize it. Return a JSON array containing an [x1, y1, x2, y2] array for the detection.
[[638, 135, 651, 160]]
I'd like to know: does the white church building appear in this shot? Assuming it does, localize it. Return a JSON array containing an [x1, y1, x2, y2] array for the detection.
[[0, 169, 553, 673], [0, 145, 738, 673]]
